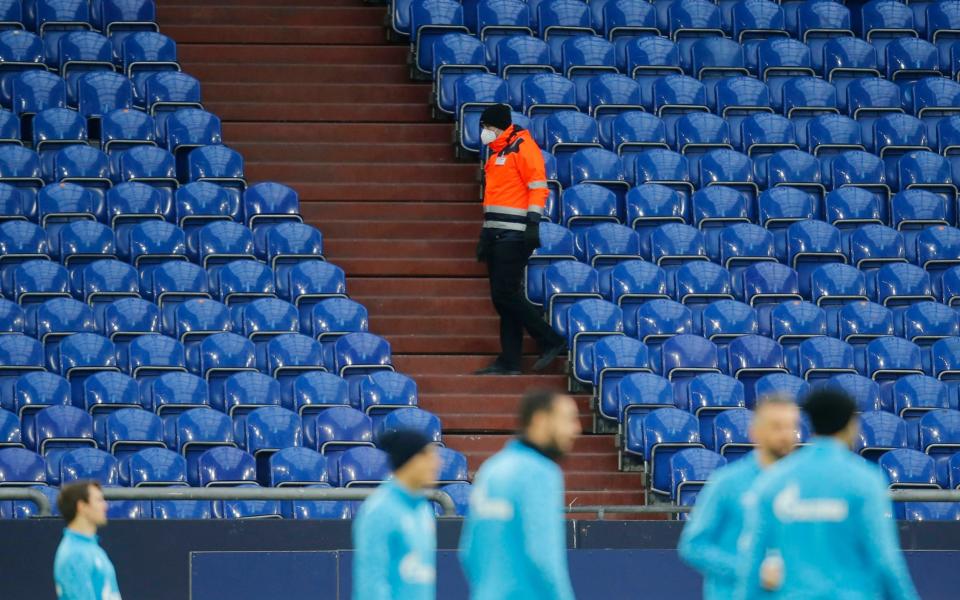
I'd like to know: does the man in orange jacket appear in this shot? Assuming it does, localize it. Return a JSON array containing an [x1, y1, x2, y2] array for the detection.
[[474, 104, 566, 376]]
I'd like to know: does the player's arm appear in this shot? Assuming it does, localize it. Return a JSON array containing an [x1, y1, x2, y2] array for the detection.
[[56, 554, 98, 600], [519, 471, 575, 600], [733, 491, 771, 600], [677, 476, 740, 581], [516, 138, 548, 219], [352, 513, 395, 600], [859, 477, 920, 600]]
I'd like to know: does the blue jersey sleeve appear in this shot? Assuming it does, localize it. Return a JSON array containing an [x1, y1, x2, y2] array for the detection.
[[352, 509, 394, 600], [859, 475, 920, 600], [733, 489, 772, 600], [55, 553, 98, 600], [678, 474, 740, 581], [519, 468, 575, 600]]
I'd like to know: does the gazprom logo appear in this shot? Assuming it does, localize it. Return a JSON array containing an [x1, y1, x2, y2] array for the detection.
[[773, 484, 849, 523]]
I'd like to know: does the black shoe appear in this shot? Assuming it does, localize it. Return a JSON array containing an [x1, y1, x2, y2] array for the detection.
[[473, 363, 522, 376], [532, 342, 566, 372]]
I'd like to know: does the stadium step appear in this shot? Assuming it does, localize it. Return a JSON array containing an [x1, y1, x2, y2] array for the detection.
[[168, 0, 647, 509]]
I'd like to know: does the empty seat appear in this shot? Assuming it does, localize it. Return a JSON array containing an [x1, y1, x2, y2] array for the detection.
[[668, 0, 723, 73], [660, 334, 720, 403], [312, 405, 373, 457], [146, 371, 209, 419], [886, 38, 941, 87], [591, 336, 650, 422], [189, 221, 255, 270], [687, 373, 745, 443], [732, 0, 789, 74], [190, 332, 257, 411], [625, 36, 682, 109], [111, 146, 177, 220], [899, 301, 960, 347], [674, 263, 735, 312], [630, 149, 694, 206], [867, 337, 925, 382], [857, 410, 910, 460], [33, 404, 95, 483], [121, 32, 179, 100], [212, 260, 276, 308], [796, 336, 857, 381], [872, 262, 936, 307], [97, 298, 160, 353], [99, 408, 163, 461], [768, 300, 827, 350], [639, 407, 703, 497], [711, 407, 754, 458], [652, 75, 709, 148], [848, 224, 906, 271], [670, 447, 726, 505], [280, 260, 346, 317], [691, 38, 748, 105], [836, 301, 894, 350], [649, 223, 707, 269], [758, 38, 816, 113], [125, 334, 186, 387], [171, 409, 235, 485], [121, 221, 187, 290], [636, 299, 694, 367], [336, 446, 390, 488], [565, 299, 623, 385]]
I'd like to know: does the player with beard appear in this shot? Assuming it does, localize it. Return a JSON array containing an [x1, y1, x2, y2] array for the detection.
[[678, 395, 800, 600], [459, 389, 581, 600]]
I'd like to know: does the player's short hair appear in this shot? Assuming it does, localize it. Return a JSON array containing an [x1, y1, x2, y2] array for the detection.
[[755, 394, 798, 411], [519, 389, 562, 429], [58, 480, 101, 524], [802, 388, 857, 435]]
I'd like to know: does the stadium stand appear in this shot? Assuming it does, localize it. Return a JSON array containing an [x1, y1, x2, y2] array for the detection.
[[1, 0, 959, 523]]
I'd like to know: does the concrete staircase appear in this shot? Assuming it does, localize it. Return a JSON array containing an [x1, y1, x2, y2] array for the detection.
[[160, 0, 644, 508]]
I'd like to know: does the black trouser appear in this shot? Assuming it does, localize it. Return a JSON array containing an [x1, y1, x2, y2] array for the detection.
[[483, 231, 564, 370]]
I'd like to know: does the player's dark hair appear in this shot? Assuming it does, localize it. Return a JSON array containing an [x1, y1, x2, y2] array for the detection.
[[58, 480, 101, 524], [802, 388, 857, 436], [519, 389, 562, 429]]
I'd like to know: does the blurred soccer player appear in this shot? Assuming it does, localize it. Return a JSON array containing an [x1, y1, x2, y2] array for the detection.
[[53, 481, 122, 600], [352, 431, 441, 600], [735, 389, 920, 600], [678, 396, 800, 600], [459, 389, 581, 600]]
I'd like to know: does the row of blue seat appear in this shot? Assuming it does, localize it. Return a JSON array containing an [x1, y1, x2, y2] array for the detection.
[[0, 0, 156, 37], [396, 0, 960, 50], [431, 33, 960, 112]]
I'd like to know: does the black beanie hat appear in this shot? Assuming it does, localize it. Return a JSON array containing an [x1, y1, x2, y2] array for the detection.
[[380, 430, 433, 471], [480, 103, 512, 131]]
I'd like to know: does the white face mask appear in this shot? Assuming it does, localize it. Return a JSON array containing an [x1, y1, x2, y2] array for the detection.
[[480, 128, 498, 146]]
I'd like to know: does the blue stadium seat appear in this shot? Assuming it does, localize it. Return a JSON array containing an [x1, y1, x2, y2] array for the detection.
[[761, 150, 824, 201], [455, 73, 509, 155], [357, 371, 418, 425], [260, 334, 324, 402], [822, 372, 882, 412], [189, 221, 255, 271], [9, 373, 69, 450], [98, 108, 155, 156], [34, 404, 95, 483], [173, 181, 235, 237], [333, 332, 394, 395], [0, 0, 22, 31], [49, 146, 112, 213], [120, 446, 187, 489], [235, 297, 299, 347], [0, 448, 46, 488], [304, 298, 369, 373], [847, 224, 906, 271], [536, 0, 594, 71], [861, 0, 916, 69], [874, 114, 931, 188], [562, 36, 617, 109], [918, 409, 960, 463], [898, 301, 960, 348], [76, 71, 133, 123], [731, 0, 788, 71], [29, 298, 95, 370], [822, 38, 880, 113], [578, 223, 641, 272], [100, 408, 163, 461], [891, 374, 951, 424], [171, 409, 234, 485], [737, 262, 803, 311], [871, 262, 936, 307], [661, 334, 720, 404], [221, 370, 283, 422], [185, 145, 246, 203], [526, 223, 577, 305], [268, 446, 328, 487], [674, 263, 735, 313], [36, 180, 97, 233], [253, 224, 323, 287], [592, 336, 650, 423], [242, 406, 302, 485], [146, 371, 209, 420], [711, 407, 753, 459], [243, 182, 301, 232], [797, 0, 852, 73], [630, 149, 694, 207], [667, 0, 723, 73], [810, 264, 868, 318], [55, 31, 112, 105], [716, 76, 775, 152], [691, 38, 748, 108], [649, 223, 707, 269], [835, 301, 894, 351], [754, 372, 809, 403], [474, 0, 532, 63], [616, 372, 674, 439], [111, 146, 177, 220], [565, 298, 623, 385], [375, 407, 442, 447], [824, 187, 882, 231], [718, 224, 775, 281], [787, 219, 847, 297], [213, 260, 276, 308], [606, 260, 669, 336], [886, 38, 941, 87], [56, 332, 118, 400], [567, 148, 628, 197], [97, 298, 159, 357], [796, 336, 857, 381], [625, 37, 682, 110], [689, 186, 748, 261], [768, 301, 827, 355], [142, 72, 202, 138], [431, 34, 487, 117], [196, 446, 280, 519], [652, 75, 708, 148], [897, 152, 956, 226], [601, 0, 658, 73], [81, 371, 142, 446], [623, 183, 684, 257], [911, 78, 960, 150], [807, 114, 864, 179], [149, 262, 210, 332], [878, 449, 939, 518], [559, 183, 617, 232], [436, 447, 468, 485], [311, 406, 373, 458], [0, 405, 20, 448], [636, 299, 694, 367], [59, 448, 118, 489], [120, 222, 187, 291], [121, 32, 179, 100], [125, 334, 186, 388], [543, 111, 602, 183], [726, 334, 788, 406], [190, 332, 257, 412], [495, 36, 551, 111], [696, 149, 758, 204], [410, 0, 468, 75], [867, 337, 925, 383], [687, 373, 745, 443], [5, 260, 71, 308], [336, 446, 390, 488], [520, 72, 577, 118], [784, 77, 841, 150], [856, 410, 910, 460], [670, 447, 725, 506], [640, 407, 703, 497], [758, 38, 815, 113], [928, 1, 960, 73]]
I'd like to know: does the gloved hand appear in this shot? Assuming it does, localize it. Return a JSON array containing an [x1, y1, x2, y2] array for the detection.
[[524, 214, 541, 255]]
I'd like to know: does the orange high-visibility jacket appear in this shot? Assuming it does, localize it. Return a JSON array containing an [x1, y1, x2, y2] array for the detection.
[[482, 125, 549, 232]]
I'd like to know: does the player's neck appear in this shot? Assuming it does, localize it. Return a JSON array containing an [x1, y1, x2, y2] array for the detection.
[[756, 449, 777, 468], [67, 519, 97, 537], [393, 471, 423, 493]]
